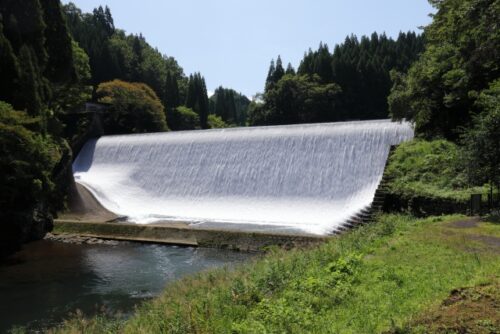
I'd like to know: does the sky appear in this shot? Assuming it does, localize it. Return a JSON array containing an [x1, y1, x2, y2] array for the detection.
[[62, 0, 434, 98]]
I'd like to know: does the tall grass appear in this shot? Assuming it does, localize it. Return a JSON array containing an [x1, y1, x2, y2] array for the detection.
[[51, 214, 500, 333]]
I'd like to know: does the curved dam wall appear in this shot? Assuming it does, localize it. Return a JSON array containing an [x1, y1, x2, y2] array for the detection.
[[73, 120, 413, 235]]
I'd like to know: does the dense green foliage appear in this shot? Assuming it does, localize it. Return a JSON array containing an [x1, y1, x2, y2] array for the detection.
[[389, 0, 500, 140], [53, 215, 500, 333], [249, 32, 424, 125], [251, 74, 341, 125], [96, 80, 168, 134], [185, 73, 210, 129], [63, 3, 187, 106], [62, 3, 226, 131], [167, 106, 200, 131], [207, 114, 229, 129], [462, 79, 500, 191], [385, 140, 487, 201], [0, 102, 61, 255], [0, 0, 75, 125], [0, 0, 85, 256], [388, 0, 500, 194], [209, 87, 250, 126]]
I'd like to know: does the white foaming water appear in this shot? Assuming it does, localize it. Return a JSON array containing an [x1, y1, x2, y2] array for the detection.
[[73, 120, 413, 235]]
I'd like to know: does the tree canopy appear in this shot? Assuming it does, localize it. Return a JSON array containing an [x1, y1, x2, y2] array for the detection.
[[209, 86, 250, 126], [96, 79, 168, 134], [389, 0, 500, 140], [250, 32, 424, 126], [62, 2, 188, 112]]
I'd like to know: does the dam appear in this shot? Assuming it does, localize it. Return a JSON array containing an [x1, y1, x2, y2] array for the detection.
[[72, 120, 413, 236]]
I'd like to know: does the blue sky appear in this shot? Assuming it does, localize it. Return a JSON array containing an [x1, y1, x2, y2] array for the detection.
[[63, 0, 434, 98]]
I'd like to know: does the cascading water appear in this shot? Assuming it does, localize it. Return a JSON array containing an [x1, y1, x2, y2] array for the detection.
[[73, 120, 413, 235]]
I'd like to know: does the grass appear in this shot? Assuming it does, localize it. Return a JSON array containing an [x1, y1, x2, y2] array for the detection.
[[385, 139, 489, 201], [47, 214, 499, 334]]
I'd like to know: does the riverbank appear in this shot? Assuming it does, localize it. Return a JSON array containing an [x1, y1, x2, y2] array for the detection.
[[50, 214, 499, 333]]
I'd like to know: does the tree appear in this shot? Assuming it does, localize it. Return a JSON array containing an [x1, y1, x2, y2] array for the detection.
[[265, 56, 286, 92], [164, 71, 180, 110], [255, 74, 341, 125], [389, 0, 500, 140], [63, 3, 188, 105], [0, 102, 60, 257], [51, 41, 92, 114], [247, 100, 266, 126], [40, 0, 75, 84], [265, 59, 276, 90], [285, 63, 296, 75], [0, 22, 20, 104], [96, 79, 168, 134], [463, 79, 500, 194], [168, 106, 200, 130], [210, 86, 250, 126], [185, 73, 209, 129]]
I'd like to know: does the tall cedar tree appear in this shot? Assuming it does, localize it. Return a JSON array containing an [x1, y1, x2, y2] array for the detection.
[[186, 73, 209, 129]]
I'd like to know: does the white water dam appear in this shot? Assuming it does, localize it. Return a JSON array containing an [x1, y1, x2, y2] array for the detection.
[[73, 120, 413, 235]]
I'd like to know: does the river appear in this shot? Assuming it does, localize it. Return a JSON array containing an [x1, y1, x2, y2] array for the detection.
[[0, 239, 252, 332]]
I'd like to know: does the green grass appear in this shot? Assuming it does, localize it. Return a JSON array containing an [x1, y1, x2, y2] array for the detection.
[[385, 139, 488, 201], [49, 214, 500, 334]]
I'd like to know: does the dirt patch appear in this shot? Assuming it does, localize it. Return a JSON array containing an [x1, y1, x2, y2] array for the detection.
[[392, 282, 500, 334], [449, 217, 481, 229], [469, 235, 500, 253]]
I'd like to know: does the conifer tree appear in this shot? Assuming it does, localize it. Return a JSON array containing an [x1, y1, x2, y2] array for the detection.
[[40, 0, 74, 83], [0, 22, 20, 105], [225, 90, 237, 124], [265, 59, 276, 91], [214, 87, 226, 120], [285, 63, 296, 75], [185, 73, 209, 129], [164, 71, 180, 110], [273, 55, 285, 83]]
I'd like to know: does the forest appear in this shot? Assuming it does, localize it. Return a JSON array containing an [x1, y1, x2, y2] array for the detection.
[[0, 0, 499, 259]]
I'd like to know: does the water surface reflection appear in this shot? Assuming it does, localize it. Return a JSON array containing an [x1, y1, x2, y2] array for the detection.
[[0, 240, 251, 332]]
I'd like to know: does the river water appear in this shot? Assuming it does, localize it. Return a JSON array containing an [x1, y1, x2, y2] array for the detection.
[[0, 240, 251, 332]]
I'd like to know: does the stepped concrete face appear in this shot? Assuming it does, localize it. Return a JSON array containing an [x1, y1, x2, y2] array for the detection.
[[72, 120, 413, 235]]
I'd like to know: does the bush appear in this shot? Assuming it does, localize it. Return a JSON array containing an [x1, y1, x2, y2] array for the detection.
[[207, 114, 229, 129]]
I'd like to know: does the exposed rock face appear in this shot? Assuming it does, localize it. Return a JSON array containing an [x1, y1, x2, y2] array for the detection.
[[27, 203, 54, 242], [44, 233, 119, 245]]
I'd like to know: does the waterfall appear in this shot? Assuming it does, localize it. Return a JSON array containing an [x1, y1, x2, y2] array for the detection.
[[73, 120, 413, 235]]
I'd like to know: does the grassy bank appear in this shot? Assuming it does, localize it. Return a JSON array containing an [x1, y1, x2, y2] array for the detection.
[[385, 140, 488, 201], [50, 214, 499, 334]]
